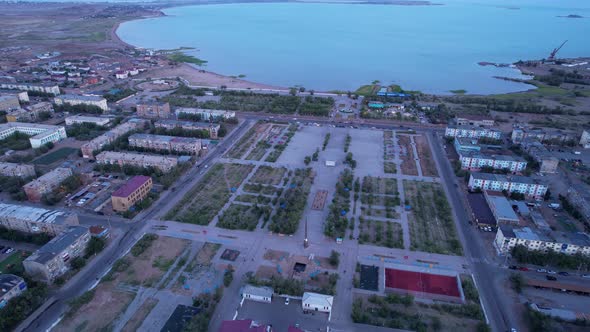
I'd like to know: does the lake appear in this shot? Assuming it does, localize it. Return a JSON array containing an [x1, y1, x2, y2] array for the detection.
[[117, 1, 590, 94]]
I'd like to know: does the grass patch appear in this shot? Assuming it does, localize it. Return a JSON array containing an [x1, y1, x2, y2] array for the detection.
[[249, 166, 287, 186], [32, 147, 78, 165], [217, 204, 271, 231], [384, 162, 397, 174], [269, 168, 314, 234], [358, 219, 403, 248], [0, 251, 24, 273], [167, 52, 207, 66]]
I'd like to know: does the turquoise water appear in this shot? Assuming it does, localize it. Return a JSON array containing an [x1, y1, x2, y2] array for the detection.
[[117, 1, 590, 94]]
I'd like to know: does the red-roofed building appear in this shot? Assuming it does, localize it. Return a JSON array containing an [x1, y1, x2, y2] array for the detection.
[[111, 176, 152, 212], [218, 319, 271, 332]]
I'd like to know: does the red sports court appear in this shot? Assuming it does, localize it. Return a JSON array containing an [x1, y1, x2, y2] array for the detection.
[[385, 267, 461, 299]]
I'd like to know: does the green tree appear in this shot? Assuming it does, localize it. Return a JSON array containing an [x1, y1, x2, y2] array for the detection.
[[84, 237, 106, 258]]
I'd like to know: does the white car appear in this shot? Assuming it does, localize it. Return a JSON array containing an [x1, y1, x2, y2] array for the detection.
[[537, 268, 547, 273], [547, 270, 557, 274], [285, 298, 290, 305], [582, 274, 590, 279]]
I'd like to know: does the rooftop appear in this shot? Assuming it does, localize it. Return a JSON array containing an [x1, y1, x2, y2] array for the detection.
[[466, 193, 496, 226], [129, 133, 201, 144], [302, 292, 334, 307], [56, 94, 105, 102], [0, 274, 25, 299], [155, 119, 218, 129], [460, 151, 526, 162], [457, 114, 493, 121], [471, 172, 541, 185], [0, 203, 73, 225], [500, 225, 553, 242], [96, 151, 178, 164], [448, 124, 501, 132], [25, 226, 88, 264], [218, 319, 268, 332], [486, 194, 519, 221], [241, 284, 273, 299], [112, 175, 151, 198]]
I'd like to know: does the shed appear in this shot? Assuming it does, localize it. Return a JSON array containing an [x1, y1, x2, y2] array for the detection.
[[241, 284, 273, 303], [325, 160, 336, 167], [302, 292, 333, 315]]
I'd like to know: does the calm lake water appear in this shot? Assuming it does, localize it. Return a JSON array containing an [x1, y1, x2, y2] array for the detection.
[[117, 1, 590, 94]]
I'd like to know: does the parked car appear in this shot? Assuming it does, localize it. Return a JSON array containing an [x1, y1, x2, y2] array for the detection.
[[2, 247, 12, 254], [582, 274, 590, 279], [546, 275, 557, 281], [509, 265, 518, 270], [558, 271, 569, 276], [285, 298, 290, 305], [536, 268, 547, 273], [5, 248, 14, 254], [547, 270, 557, 274]]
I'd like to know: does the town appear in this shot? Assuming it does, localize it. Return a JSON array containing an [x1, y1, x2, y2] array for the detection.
[[1, 2, 590, 332]]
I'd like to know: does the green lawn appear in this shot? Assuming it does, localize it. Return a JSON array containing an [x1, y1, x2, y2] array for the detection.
[[0, 251, 24, 274], [33, 147, 78, 165]]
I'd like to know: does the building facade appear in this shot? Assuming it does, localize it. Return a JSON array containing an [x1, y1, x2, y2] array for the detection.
[[80, 119, 147, 158], [445, 125, 502, 139], [453, 137, 481, 152], [580, 130, 590, 149], [0, 82, 60, 96], [0, 203, 79, 235], [23, 226, 90, 283], [111, 176, 153, 212], [302, 292, 333, 314], [240, 284, 273, 303], [136, 102, 171, 119], [175, 108, 236, 121], [95, 151, 178, 172], [0, 162, 36, 178], [0, 274, 27, 308], [65, 115, 111, 126], [511, 128, 577, 144], [455, 115, 495, 127], [23, 167, 73, 202], [54, 94, 108, 112], [155, 120, 220, 139], [128, 133, 201, 155], [468, 173, 548, 199], [0, 122, 67, 148], [0, 95, 21, 112], [567, 184, 590, 222], [459, 151, 528, 172], [494, 226, 590, 257]]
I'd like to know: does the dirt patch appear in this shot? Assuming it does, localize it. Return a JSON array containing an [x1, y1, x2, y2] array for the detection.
[[311, 190, 328, 210], [121, 298, 158, 332], [220, 248, 240, 262], [194, 243, 222, 266], [397, 135, 419, 176], [256, 265, 282, 280], [414, 135, 439, 177], [250, 165, 287, 186], [263, 249, 289, 263]]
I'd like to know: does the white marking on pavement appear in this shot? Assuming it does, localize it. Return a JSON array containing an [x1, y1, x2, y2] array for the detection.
[[46, 315, 63, 332], [471, 273, 490, 324]]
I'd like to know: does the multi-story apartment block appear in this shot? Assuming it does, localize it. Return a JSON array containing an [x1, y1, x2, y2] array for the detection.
[[458, 151, 528, 172], [111, 176, 153, 212], [580, 130, 590, 149], [155, 120, 220, 139], [128, 133, 201, 155], [23, 226, 90, 283], [6, 102, 54, 122], [511, 127, 577, 144], [65, 115, 111, 126], [80, 119, 147, 158], [0, 82, 60, 96], [495, 225, 590, 257], [453, 137, 481, 152], [519, 139, 559, 174], [0, 90, 30, 103], [0, 274, 27, 308], [23, 167, 73, 202], [136, 102, 171, 118], [54, 94, 108, 112], [468, 173, 548, 199], [0, 122, 67, 148], [95, 151, 178, 172], [455, 115, 495, 127], [567, 184, 590, 222], [0, 203, 79, 236], [0, 95, 21, 112], [445, 125, 502, 139], [175, 108, 236, 121], [0, 162, 36, 178]]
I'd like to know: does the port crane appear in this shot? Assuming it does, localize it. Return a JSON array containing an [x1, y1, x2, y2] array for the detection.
[[547, 40, 568, 61]]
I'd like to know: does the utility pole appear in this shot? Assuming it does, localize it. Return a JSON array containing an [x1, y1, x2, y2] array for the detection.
[[304, 217, 309, 248]]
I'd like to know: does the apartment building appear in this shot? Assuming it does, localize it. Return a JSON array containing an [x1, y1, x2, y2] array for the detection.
[[95, 151, 178, 172], [155, 120, 220, 139], [0, 274, 27, 309], [580, 130, 590, 149], [495, 225, 590, 257], [0, 203, 79, 236], [80, 119, 147, 158], [445, 125, 502, 139], [459, 151, 528, 172], [175, 108, 236, 121], [111, 175, 153, 212], [453, 137, 481, 152], [65, 115, 111, 126], [54, 94, 108, 112], [128, 133, 201, 155], [136, 101, 171, 118], [23, 226, 90, 283], [0, 162, 36, 178], [567, 184, 590, 222], [511, 127, 577, 144], [455, 115, 495, 127], [0, 95, 21, 112], [6, 102, 54, 122], [0, 90, 29, 103], [23, 167, 73, 202], [468, 173, 548, 199], [0, 122, 67, 148], [0, 82, 60, 96], [519, 139, 559, 174]]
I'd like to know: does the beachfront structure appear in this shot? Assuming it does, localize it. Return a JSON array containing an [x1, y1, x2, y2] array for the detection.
[[0, 95, 21, 112], [455, 115, 495, 127], [155, 120, 220, 139], [468, 173, 548, 199], [95, 151, 178, 172], [494, 225, 590, 257], [80, 119, 147, 158], [0, 82, 60, 96], [458, 151, 527, 172], [23, 226, 90, 283], [0, 203, 79, 236], [136, 102, 171, 119], [175, 108, 235, 121], [111, 176, 153, 212], [453, 137, 481, 152], [511, 127, 577, 144], [65, 115, 111, 127], [445, 125, 502, 139], [54, 94, 108, 112], [0, 274, 27, 309], [0, 162, 36, 178], [23, 167, 73, 202], [128, 133, 201, 155], [0, 122, 67, 148]]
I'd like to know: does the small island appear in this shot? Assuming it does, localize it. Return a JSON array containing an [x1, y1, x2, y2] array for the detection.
[[557, 14, 584, 19]]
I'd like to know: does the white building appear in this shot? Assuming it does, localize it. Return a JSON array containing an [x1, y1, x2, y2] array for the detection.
[[459, 151, 527, 172], [95, 151, 178, 172], [495, 225, 590, 257], [445, 125, 502, 139], [302, 292, 333, 315], [240, 284, 273, 303], [0, 122, 67, 148], [0, 82, 60, 96], [580, 130, 590, 149], [65, 115, 111, 127], [175, 108, 236, 121], [54, 94, 108, 112], [468, 173, 548, 199]]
